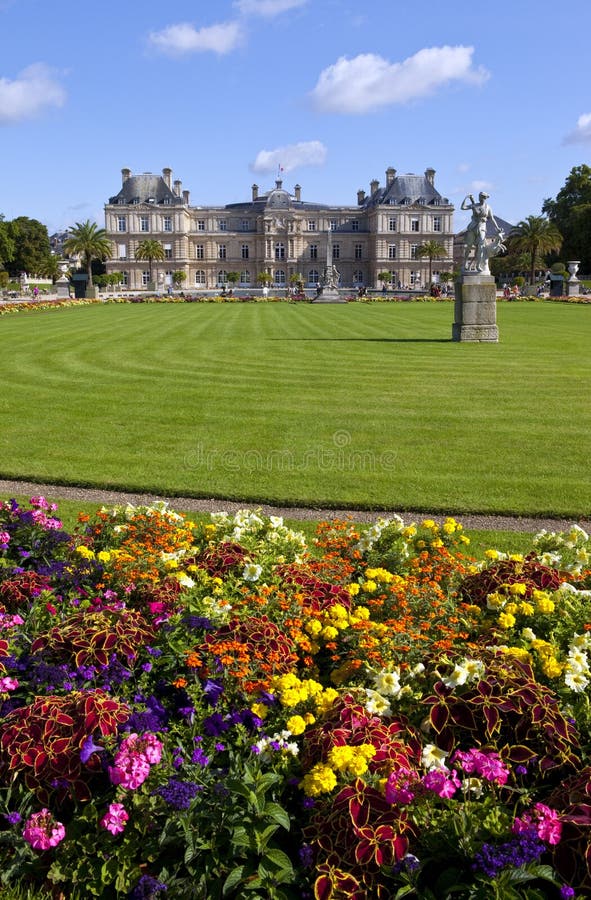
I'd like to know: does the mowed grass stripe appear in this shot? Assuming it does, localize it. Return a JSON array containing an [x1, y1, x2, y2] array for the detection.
[[0, 302, 589, 516]]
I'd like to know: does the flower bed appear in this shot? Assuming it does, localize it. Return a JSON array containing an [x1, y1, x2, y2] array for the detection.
[[0, 498, 590, 898]]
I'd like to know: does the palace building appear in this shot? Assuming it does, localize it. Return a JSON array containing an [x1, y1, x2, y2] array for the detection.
[[104, 166, 454, 292]]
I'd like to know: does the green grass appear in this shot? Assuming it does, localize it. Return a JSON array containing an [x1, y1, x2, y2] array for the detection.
[[0, 302, 589, 517]]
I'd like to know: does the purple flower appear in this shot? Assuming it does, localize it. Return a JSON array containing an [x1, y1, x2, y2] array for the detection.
[[155, 778, 203, 810], [560, 887, 575, 899], [203, 678, 224, 706], [80, 734, 104, 763], [128, 874, 168, 898], [191, 748, 209, 766], [202, 713, 229, 736], [4, 811, 22, 825]]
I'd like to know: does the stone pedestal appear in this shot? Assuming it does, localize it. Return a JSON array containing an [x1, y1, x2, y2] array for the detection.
[[452, 274, 498, 342], [55, 276, 70, 298], [313, 287, 345, 303]]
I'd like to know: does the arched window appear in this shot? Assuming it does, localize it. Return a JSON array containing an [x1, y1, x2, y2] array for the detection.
[[353, 270, 364, 285], [274, 269, 286, 284], [195, 270, 206, 285], [217, 270, 227, 285], [308, 269, 319, 285], [240, 270, 251, 285]]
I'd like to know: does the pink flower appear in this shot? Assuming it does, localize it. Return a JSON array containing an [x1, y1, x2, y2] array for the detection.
[[0, 676, 19, 692], [422, 767, 461, 798], [23, 809, 66, 850], [100, 802, 129, 835], [385, 767, 418, 805], [108, 732, 163, 789], [454, 749, 509, 786], [513, 803, 562, 846], [0, 531, 10, 547]]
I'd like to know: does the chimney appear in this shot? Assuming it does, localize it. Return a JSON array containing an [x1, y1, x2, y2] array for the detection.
[[122, 168, 131, 185], [370, 179, 379, 195], [173, 179, 182, 197], [357, 189, 366, 205], [275, 178, 283, 189], [162, 167, 172, 189], [252, 183, 259, 200], [386, 167, 396, 186], [183, 190, 190, 205], [425, 167, 435, 185], [294, 184, 301, 202]]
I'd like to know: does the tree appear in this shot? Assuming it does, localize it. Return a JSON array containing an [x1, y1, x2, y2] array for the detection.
[[172, 270, 187, 289], [256, 271, 273, 286], [226, 271, 240, 289], [507, 216, 562, 285], [0, 215, 15, 272], [37, 254, 62, 283], [415, 240, 446, 286], [8, 217, 52, 278], [377, 271, 392, 290], [63, 221, 112, 288], [135, 239, 165, 286], [543, 165, 591, 273]]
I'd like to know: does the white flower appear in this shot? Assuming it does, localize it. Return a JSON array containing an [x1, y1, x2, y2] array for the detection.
[[242, 562, 263, 582], [210, 511, 230, 525], [175, 573, 196, 588], [462, 777, 483, 797], [571, 632, 591, 650], [421, 743, 448, 770], [269, 516, 284, 528], [564, 667, 589, 692], [566, 648, 590, 673], [521, 627, 537, 642], [364, 689, 392, 717], [373, 668, 402, 697], [442, 657, 485, 688]]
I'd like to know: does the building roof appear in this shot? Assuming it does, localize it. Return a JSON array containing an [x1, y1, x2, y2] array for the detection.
[[108, 173, 180, 206], [365, 172, 449, 207]]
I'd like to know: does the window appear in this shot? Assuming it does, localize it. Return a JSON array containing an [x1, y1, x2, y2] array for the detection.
[[218, 244, 226, 260], [307, 220, 316, 231], [275, 242, 285, 260], [241, 244, 249, 259], [332, 243, 340, 260], [164, 243, 173, 260], [117, 216, 126, 232], [163, 216, 172, 232], [142, 270, 150, 286], [309, 244, 318, 259], [410, 270, 420, 287], [433, 216, 442, 232], [217, 270, 227, 285], [353, 270, 364, 285], [411, 218, 420, 232], [388, 217, 397, 232], [197, 219, 205, 231], [354, 243, 363, 259], [329, 219, 337, 231], [351, 219, 359, 232], [121, 271, 128, 286], [195, 270, 206, 285], [274, 269, 286, 284], [410, 244, 419, 259], [240, 270, 251, 285], [218, 219, 227, 231], [241, 219, 250, 231], [308, 269, 319, 285], [140, 215, 149, 232], [117, 243, 127, 260], [196, 244, 204, 260], [388, 244, 397, 259]]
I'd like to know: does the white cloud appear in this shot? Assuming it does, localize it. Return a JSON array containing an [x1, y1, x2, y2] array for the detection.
[[310, 46, 489, 114], [234, 0, 308, 16], [251, 140, 327, 174], [148, 21, 244, 56], [0, 63, 66, 125], [564, 112, 591, 144]]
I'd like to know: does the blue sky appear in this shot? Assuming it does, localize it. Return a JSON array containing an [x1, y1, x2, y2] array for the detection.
[[1, 0, 590, 236]]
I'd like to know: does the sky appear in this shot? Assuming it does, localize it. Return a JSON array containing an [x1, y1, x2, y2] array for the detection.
[[1, 0, 591, 236]]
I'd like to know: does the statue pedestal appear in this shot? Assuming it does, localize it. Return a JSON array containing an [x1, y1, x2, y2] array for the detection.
[[566, 280, 581, 297], [452, 274, 498, 342], [313, 287, 346, 303]]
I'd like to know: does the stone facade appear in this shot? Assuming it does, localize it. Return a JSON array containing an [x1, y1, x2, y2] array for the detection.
[[104, 166, 454, 292]]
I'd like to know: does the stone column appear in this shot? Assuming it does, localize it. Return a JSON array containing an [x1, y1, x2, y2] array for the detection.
[[452, 273, 499, 342]]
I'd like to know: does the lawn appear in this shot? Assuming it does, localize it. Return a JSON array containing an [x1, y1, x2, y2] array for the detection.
[[0, 301, 589, 517]]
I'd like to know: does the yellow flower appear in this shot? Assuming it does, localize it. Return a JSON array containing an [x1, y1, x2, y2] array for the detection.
[[250, 703, 268, 719], [353, 606, 370, 621], [421, 520, 437, 530], [509, 583, 527, 596], [321, 626, 339, 641], [75, 545, 95, 559], [536, 597, 555, 615], [347, 583, 360, 596], [402, 526, 417, 538], [485, 549, 500, 560], [362, 580, 377, 593], [96, 550, 111, 563], [541, 658, 563, 679], [504, 602, 518, 615], [286, 715, 307, 735], [305, 619, 322, 636], [301, 764, 337, 797], [315, 688, 339, 714], [519, 601, 534, 616], [498, 612, 516, 629]]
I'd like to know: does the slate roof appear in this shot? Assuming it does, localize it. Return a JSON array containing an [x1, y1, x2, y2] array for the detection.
[[108, 173, 180, 206], [365, 173, 449, 207]]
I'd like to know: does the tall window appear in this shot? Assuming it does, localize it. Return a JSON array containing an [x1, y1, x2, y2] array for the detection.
[[140, 216, 149, 232], [241, 244, 249, 259], [121, 271, 128, 286], [308, 269, 319, 285], [164, 243, 172, 260], [195, 244, 204, 259], [411, 218, 420, 232], [351, 220, 359, 232], [163, 216, 172, 232], [240, 270, 251, 285], [217, 270, 227, 285], [274, 269, 286, 284], [353, 270, 364, 285], [275, 242, 285, 260], [197, 220, 205, 231], [141, 270, 150, 286], [218, 244, 226, 259], [218, 219, 227, 231], [410, 244, 419, 259], [329, 219, 337, 231], [241, 219, 250, 231], [410, 270, 420, 286], [433, 216, 442, 232], [388, 217, 397, 232], [117, 216, 126, 232], [332, 243, 340, 260], [307, 220, 316, 231], [309, 244, 318, 259], [354, 243, 362, 259], [388, 245, 397, 259], [195, 270, 206, 285], [117, 243, 127, 260]]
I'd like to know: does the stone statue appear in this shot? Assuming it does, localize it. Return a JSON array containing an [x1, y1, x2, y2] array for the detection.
[[461, 192, 505, 274]]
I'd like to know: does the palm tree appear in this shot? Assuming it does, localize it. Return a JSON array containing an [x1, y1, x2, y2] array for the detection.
[[415, 240, 446, 286], [63, 221, 112, 288], [508, 216, 562, 285], [135, 239, 165, 286]]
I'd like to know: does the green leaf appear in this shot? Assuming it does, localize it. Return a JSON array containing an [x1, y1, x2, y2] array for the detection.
[[261, 848, 294, 876], [262, 802, 291, 831], [223, 865, 245, 896]]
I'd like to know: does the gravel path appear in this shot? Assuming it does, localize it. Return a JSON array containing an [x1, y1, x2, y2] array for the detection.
[[1, 479, 588, 534]]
